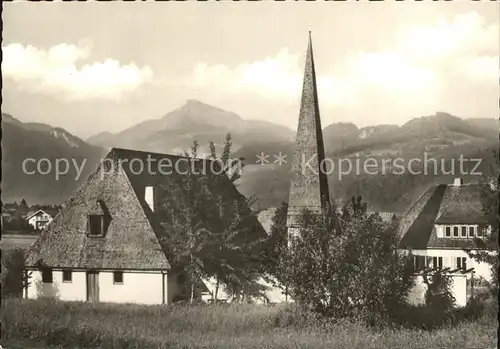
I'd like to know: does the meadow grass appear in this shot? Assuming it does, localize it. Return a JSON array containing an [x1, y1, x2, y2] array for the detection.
[[2, 298, 497, 349]]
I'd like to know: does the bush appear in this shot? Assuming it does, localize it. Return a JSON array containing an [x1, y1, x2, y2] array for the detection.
[[1, 247, 27, 298], [273, 198, 415, 324]]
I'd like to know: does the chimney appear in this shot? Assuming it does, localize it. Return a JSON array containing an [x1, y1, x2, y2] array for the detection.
[[453, 178, 463, 187], [145, 186, 154, 212]]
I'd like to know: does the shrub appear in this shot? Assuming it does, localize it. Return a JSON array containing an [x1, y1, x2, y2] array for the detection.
[[1, 247, 27, 298], [271, 197, 415, 325]]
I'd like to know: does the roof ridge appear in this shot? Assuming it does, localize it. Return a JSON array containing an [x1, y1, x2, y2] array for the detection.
[[109, 147, 225, 163]]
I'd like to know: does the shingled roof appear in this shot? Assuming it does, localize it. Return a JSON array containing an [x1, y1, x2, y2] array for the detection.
[[25, 148, 265, 270], [396, 183, 487, 250]]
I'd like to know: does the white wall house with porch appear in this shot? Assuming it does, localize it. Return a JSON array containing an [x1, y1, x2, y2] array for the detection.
[[27, 210, 54, 231], [396, 178, 496, 307]]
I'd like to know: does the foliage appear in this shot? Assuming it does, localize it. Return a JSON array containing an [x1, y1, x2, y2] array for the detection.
[[421, 271, 455, 328], [268, 196, 415, 324], [161, 134, 265, 303], [2, 299, 497, 349], [468, 156, 499, 297], [1, 247, 28, 299]]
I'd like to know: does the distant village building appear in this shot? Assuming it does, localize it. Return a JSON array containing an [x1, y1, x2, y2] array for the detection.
[[2, 207, 15, 222], [24, 148, 264, 304], [396, 178, 495, 307], [26, 209, 54, 231]]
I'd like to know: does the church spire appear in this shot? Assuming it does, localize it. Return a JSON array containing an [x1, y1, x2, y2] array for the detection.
[[286, 33, 330, 231]]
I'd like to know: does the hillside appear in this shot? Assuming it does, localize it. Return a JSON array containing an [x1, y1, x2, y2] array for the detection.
[[1, 114, 106, 204], [235, 112, 498, 212], [2, 106, 497, 214], [86, 99, 295, 155]]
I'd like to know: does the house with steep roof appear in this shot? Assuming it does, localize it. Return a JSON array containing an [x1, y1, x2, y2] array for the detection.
[[26, 209, 55, 231], [24, 148, 265, 305], [396, 178, 496, 306]]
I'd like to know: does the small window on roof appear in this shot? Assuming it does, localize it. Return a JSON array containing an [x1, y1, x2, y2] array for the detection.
[[477, 226, 484, 237], [453, 226, 459, 237], [87, 215, 104, 236], [469, 226, 475, 238], [445, 226, 451, 237], [461, 226, 467, 238]]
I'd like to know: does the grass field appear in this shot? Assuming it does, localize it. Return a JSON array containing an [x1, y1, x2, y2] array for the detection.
[[0, 234, 37, 249], [2, 298, 497, 349]]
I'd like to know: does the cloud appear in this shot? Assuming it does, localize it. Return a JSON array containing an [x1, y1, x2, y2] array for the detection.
[[187, 12, 498, 122], [2, 42, 153, 101]]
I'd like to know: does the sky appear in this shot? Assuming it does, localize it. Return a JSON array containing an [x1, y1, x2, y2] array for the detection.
[[2, 2, 499, 139]]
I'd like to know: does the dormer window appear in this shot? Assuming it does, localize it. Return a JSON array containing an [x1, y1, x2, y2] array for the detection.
[[477, 227, 484, 237], [87, 214, 104, 236], [86, 200, 111, 237], [439, 224, 483, 239], [461, 226, 467, 238], [445, 226, 451, 237], [468, 226, 475, 238]]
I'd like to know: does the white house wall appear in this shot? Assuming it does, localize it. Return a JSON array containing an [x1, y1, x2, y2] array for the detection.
[[26, 269, 177, 305], [27, 213, 53, 230], [26, 270, 86, 301], [99, 271, 164, 305]]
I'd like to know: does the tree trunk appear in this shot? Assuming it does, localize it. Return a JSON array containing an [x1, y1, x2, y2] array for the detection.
[[214, 275, 220, 303], [190, 282, 195, 304], [190, 252, 195, 304]]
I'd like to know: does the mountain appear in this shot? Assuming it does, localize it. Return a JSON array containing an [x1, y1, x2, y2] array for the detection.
[[465, 117, 500, 132], [234, 112, 498, 212], [234, 112, 497, 161], [3, 106, 497, 214], [1, 113, 106, 204], [86, 99, 295, 155]]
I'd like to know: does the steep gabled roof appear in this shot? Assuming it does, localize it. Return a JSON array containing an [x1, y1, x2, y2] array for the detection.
[[397, 183, 487, 250], [25, 148, 266, 270], [26, 209, 53, 220]]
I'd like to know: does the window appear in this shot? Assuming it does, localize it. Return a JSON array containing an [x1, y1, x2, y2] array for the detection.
[[62, 270, 72, 283], [456, 257, 467, 270], [477, 227, 484, 237], [87, 215, 104, 236], [445, 226, 451, 237], [42, 268, 53, 283], [414, 255, 426, 271], [469, 226, 475, 238], [426, 256, 443, 269], [113, 271, 124, 284], [461, 226, 467, 238], [453, 226, 459, 237]]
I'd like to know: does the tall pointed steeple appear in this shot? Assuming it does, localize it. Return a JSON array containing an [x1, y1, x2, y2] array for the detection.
[[286, 32, 330, 232]]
